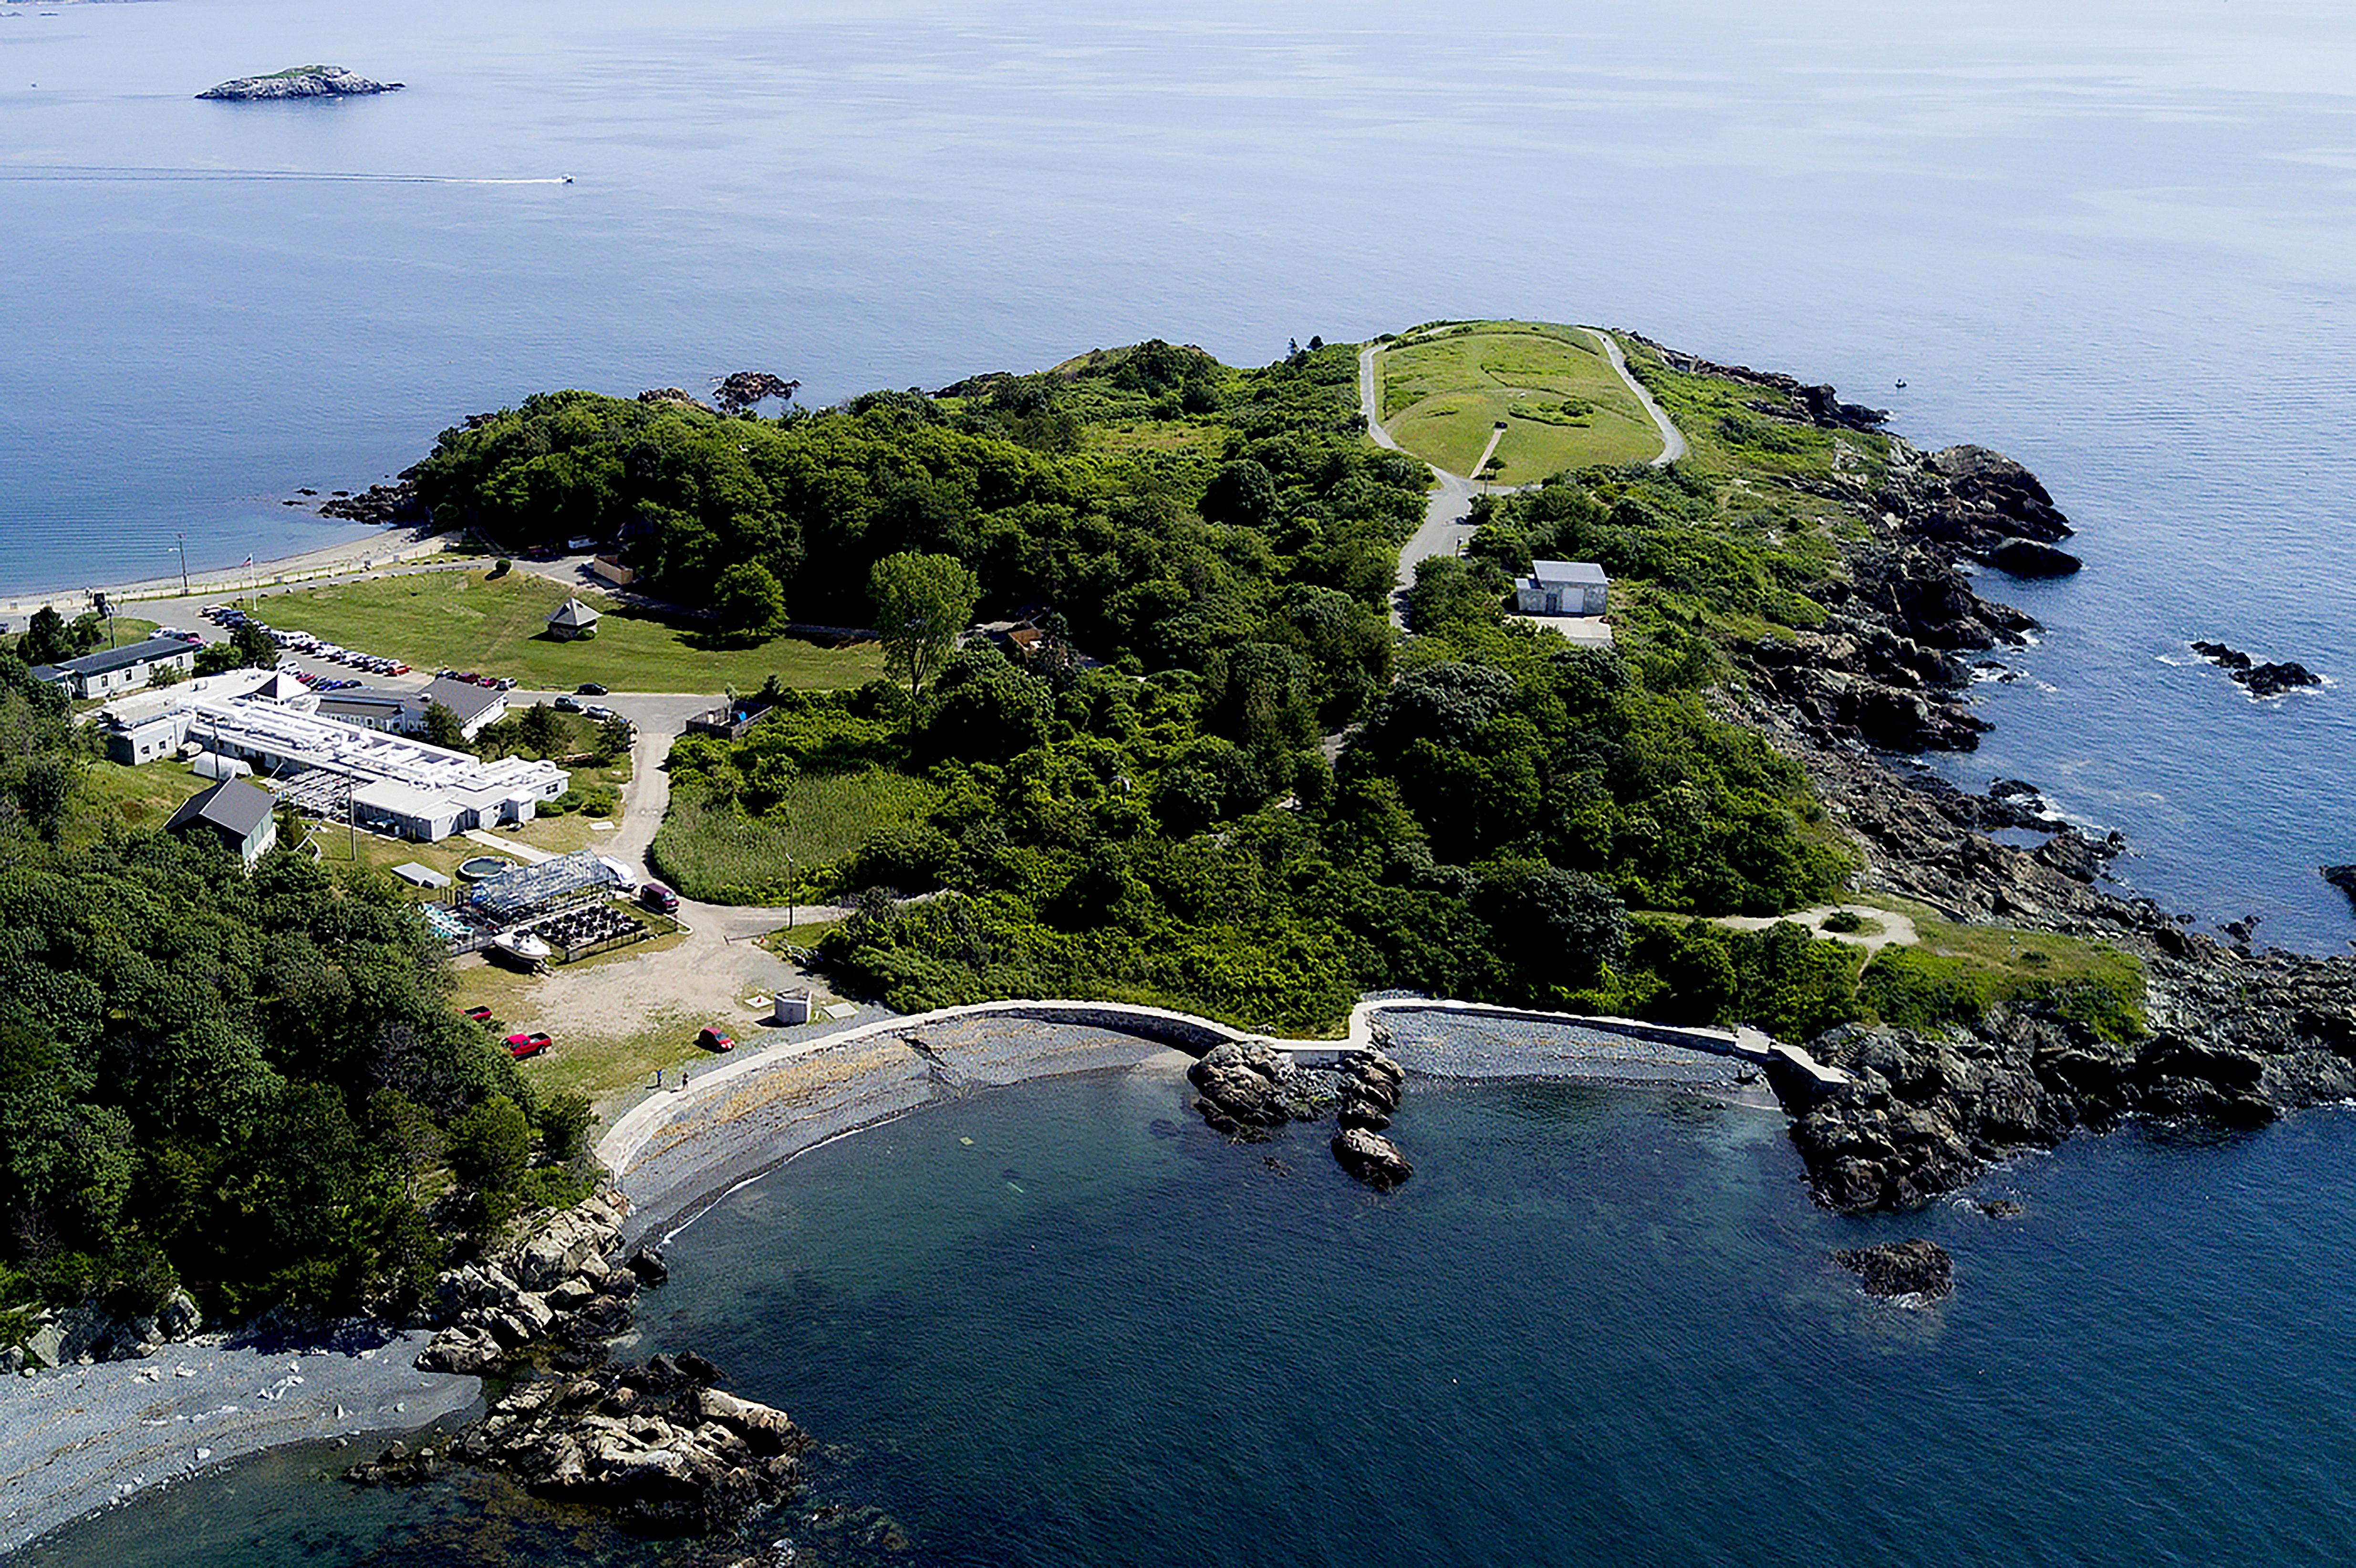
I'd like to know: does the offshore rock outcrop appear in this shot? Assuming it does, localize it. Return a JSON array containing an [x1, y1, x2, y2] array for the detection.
[[1189, 1042, 1415, 1188], [2191, 640, 2323, 699], [352, 1353, 810, 1535], [318, 476, 426, 524], [1834, 1239, 1954, 1302], [198, 66, 403, 100]]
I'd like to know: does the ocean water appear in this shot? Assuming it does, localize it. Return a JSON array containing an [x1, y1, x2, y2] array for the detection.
[[2, 0, 2354, 941], [28, 1071, 2356, 1566]]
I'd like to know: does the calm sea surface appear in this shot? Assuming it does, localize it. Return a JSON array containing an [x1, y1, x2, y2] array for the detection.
[[26, 1073, 2356, 1566], [8, 7, 2356, 1559]]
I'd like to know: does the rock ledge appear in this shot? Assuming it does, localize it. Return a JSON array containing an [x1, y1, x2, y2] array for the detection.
[[198, 66, 402, 101]]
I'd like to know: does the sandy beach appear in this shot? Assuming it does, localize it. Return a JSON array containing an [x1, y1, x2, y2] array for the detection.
[[0, 1324, 479, 1555], [0, 525, 457, 621]]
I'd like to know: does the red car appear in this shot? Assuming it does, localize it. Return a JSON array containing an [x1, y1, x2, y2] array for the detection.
[[506, 1031, 553, 1059], [695, 1026, 736, 1053], [463, 1005, 493, 1026]]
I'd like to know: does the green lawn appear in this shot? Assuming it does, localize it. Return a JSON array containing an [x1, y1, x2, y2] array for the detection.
[[70, 758, 205, 845], [259, 569, 883, 694], [1854, 894, 2147, 1042], [651, 770, 941, 904], [1378, 321, 1664, 482]]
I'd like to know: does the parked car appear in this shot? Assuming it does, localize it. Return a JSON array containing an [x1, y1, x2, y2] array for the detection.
[[639, 882, 679, 915], [576, 682, 609, 696], [495, 676, 518, 690], [553, 694, 583, 713], [582, 703, 614, 721], [695, 1026, 736, 1053], [463, 1005, 494, 1025], [389, 662, 409, 675], [506, 1031, 553, 1059]]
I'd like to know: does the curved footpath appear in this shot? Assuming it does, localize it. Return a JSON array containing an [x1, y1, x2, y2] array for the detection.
[[1586, 326, 1688, 466], [1360, 329, 1683, 629], [595, 995, 1844, 1243]]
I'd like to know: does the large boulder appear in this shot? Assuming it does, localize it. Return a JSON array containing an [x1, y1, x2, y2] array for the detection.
[[1188, 1042, 1333, 1136], [1985, 539, 2082, 578], [1330, 1128, 1414, 1190]]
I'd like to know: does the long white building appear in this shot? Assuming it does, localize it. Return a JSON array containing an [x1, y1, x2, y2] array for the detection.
[[102, 683, 567, 842]]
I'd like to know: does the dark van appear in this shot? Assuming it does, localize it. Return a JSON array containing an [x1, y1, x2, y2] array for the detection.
[[640, 882, 680, 915]]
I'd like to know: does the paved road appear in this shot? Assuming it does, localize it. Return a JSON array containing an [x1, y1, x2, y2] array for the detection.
[[1587, 327, 1687, 466], [1361, 341, 1481, 629]]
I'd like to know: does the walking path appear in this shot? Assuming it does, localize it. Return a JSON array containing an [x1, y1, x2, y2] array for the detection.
[[1586, 327, 1687, 466], [1714, 903, 1921, 954], [1361, 341, 1481, 629], [1360, 327, 1685, 629]]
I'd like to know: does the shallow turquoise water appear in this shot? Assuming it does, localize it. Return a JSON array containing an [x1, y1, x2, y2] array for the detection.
[[29, 1072, 2356, 1565]]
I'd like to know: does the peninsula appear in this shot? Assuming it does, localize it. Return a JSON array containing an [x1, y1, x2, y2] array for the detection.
[[5, 321, 2353, 1549], [196, 65, 403, 101]]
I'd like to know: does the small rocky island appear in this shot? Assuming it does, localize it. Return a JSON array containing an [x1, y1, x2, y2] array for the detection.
[[197, 66, 402, 101]]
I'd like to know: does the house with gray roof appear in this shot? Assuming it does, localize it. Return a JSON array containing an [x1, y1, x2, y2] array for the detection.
[[1513, 560, 1609, 618], [29, 636, 197, 700], [165, 777, 279, 865], [546, 598, 602, 640], [316, 676, 509, 741]]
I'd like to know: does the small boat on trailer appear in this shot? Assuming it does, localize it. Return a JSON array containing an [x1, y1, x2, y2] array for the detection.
[[490, 930, 552, 970]]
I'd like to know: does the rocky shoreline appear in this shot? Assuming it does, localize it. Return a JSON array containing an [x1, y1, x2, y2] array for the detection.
[[1713, 378, 2356, 1215]]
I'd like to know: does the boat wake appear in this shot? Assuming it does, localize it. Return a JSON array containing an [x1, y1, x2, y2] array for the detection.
[[0, 164, 571, 184]]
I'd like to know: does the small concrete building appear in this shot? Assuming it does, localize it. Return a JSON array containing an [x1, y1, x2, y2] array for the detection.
[[546, 598, 602, 640], [1514, 560, 1609, 618], [165, 777, 279, 865], [30, 637, 197, 700]]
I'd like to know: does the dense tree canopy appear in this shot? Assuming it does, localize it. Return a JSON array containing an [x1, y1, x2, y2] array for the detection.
[[0, 658, 583, 1326]]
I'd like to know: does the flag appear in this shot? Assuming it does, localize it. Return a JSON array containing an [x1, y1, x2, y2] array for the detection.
[[241, 555, 254, 567]]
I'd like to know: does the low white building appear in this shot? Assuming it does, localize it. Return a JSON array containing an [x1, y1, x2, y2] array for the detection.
[[1514, 560, 1609, 618], [100, 689, 566, 842], [30, 636, 197, 700]]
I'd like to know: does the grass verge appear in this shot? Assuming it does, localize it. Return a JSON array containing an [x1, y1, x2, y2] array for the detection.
[[652, 773, 940, 904]]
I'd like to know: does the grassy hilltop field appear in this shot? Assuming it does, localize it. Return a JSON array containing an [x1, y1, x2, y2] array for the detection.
[[1377, 320, 1666, 480]]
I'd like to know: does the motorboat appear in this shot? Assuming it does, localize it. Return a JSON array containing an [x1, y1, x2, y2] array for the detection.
[[491, 930, 552, 969]]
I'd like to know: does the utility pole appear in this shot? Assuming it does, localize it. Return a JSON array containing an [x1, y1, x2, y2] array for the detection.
[[175, 532, 189, 598]]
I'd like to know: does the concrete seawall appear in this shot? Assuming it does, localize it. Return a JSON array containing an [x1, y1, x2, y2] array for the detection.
[[595, 996, 1849, 1238]]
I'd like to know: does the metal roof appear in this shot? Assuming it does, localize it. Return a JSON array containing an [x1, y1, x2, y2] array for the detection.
[[166, 777, 276, 841], [1529, 560, 1609, 586], [42, 639, 193, 679]]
